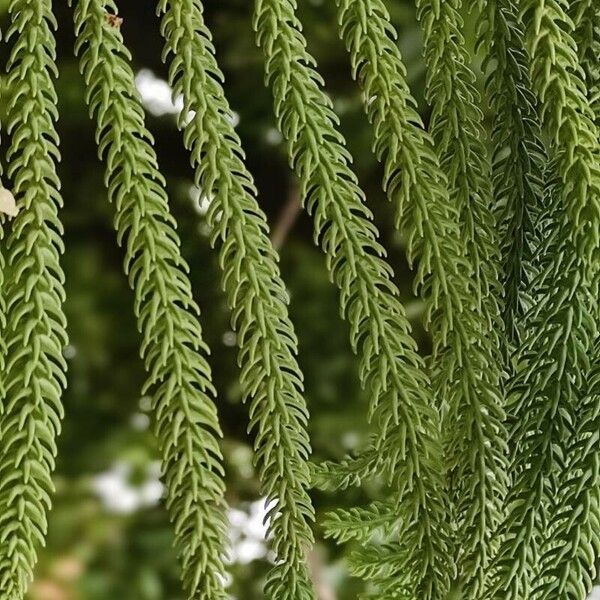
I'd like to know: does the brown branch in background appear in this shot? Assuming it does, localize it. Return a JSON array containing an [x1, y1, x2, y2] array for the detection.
[[271, 184, 302, 251]]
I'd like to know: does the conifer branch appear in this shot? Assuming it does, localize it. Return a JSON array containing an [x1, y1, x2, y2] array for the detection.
[[72, 1, 229, 596], [486, 166, 596, 599], [156, 2, 316, 598], [531, 13, 600, 597], [571, 0, 600, 127], [0, 219, 5, 403], [531, 7, 600, 597], [321, 501, 397, 544], [335, 0, 464, 356], [534, 336, 600, 600], [337, 0, 507, 594], [521, 0, 600, 267], [476, 0, 546, 342], [416, 0, 499, 309], [0, 99, 6, 390], [253, 1, 450, 597], [0, 1, 68, 596], [310, 446, 383, 492], [484, 3, 600, 596]]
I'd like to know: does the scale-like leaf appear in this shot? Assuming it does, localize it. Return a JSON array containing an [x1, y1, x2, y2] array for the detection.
[[0, 1, 68, 596], [72, 1, 229, 597]]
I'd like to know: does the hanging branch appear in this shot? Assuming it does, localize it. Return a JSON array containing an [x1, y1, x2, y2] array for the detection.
[[476, 0, 546, 343], [72, 1, 229, 596], [253, 0, 450, 597], [571, 0, 600, 126], [522, 0, 600, 267], [0, 220, 5, 406], [534, 336, 600, 600], [530, 7, 600, 599], [0, 0, 69, 597], [416, 0, 499, 311], [0, 165, 8, 421], [335, 0, 463, 359], [333, 1, 507, 597], [157, 2, 315, 598], [485, 3, 600, 597], [487, 167, 596, 600]]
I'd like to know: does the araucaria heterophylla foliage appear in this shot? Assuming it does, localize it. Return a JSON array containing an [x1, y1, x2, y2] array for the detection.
[[254, 0, 450, 597], [73, 0, 229, 596], [486, 1, 600, 598], [158, 1, 316, 598], [334, 1, 507, 597], [0, 0, 598, 598], [0, 1, 68, 596]]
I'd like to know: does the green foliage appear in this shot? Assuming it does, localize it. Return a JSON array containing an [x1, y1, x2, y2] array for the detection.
[[486, 166, 596, 599], [477, 0, 546, 343], [571, 0, 600, 127], [0, 1, 68, 597], [1, 0, 600, 598], [0, 213, 6, 404], [72, 1, 229, 597], [484, 3, 600, 597], [157, 1, 315, 598], [535, 333, 600, 600], [253, 0, 450, 597], [322, 501, 396, 544], [531, 11, 600, 598], [416, 1, 509, 590], [334, 1, 507, 597], [522, 0, 600, 267], [416, 0, 499, 306]]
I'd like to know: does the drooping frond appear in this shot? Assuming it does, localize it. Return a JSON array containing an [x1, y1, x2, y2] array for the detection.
[[310, 445, 383, 492], [0, 116, 6, 400], [337, 1, 505, 594], [486, 165, 596, 599], [322, 501, 397, 545], [416, 0, 499, 308], [0, 217, 5, 403], [476, 0, 546, 342], [527, 8, 600, 598], [156, 2, 316, 598], [72, 1, 229, 596], [522, 0, 600, 267], [483, 3, 600, 596], [571, 0, 600, 127], [335, 0, 464, 356], [534, 337, 600, 600], [253, 0, 450, 597], [0, 1, 68, 596]]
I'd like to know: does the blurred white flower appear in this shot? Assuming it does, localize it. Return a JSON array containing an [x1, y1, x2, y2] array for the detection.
[[227, 498, 273, 564], [134, 69, 184, 117], [91, 461, 164, 514]]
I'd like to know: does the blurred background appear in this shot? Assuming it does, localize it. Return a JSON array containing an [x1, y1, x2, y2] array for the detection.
[[0, 1, 487, 599]]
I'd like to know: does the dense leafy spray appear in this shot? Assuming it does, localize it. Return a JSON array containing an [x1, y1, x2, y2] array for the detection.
[[157, 1, 316, 598], [522, 0, 600, 266], [485, 2, 600, 598], [477, 0, 546, 343], [572, 0, 600, 127], [253, 0, 450, 597], [0, 1, 68, 597], [1, 0, 600, 597], [334, 1, 507, 596], [526, 8, 600, 600], [73, 1, 229, 597]]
